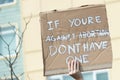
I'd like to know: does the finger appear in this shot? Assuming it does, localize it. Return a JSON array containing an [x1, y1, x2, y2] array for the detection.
[[71, 60, 74, 73], [68, 61, 71, 73], [74, 60, 77, 73]]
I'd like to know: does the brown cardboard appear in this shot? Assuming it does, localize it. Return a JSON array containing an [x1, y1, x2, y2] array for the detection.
[[40, 5, 112, 76]]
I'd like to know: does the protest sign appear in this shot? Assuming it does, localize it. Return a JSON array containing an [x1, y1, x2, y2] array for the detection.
[[40, 5, 112, 76]]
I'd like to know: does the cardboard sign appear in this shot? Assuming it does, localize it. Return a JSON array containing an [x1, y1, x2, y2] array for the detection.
[[40, 5, 112, 76]]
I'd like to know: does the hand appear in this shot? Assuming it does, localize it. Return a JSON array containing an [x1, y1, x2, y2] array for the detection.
[[68, 60, 83, 80]]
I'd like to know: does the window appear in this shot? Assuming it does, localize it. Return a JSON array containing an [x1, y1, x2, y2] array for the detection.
[[47, 75, 63, 80], [96, 71, 109, 80], [0, 24, 24, 79], [0, 24, 16, 78], [0, 25, 16, 57], [47, 69, 109, 80], [0, 0, 16, 8]]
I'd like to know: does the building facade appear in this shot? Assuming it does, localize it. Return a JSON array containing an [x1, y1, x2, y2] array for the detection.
[[22, 0, 120, 80], [0, 0, 120, 80], [0, 0, 24, 79]]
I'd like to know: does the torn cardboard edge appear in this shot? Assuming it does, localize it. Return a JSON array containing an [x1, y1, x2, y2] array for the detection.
[[40, 4, 105, 15]]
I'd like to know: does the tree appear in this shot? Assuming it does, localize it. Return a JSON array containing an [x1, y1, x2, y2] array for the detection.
[[0, 16, 32, 80]]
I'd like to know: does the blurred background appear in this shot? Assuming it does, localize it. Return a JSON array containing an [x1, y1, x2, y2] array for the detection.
[[0, 0, 120, 80]]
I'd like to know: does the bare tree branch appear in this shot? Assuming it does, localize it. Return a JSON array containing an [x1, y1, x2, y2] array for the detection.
[[22, 15, 32, 36], [0, 15, 32, 80], [12, 15, 32, 65], [12, 69, 19, 80], [8, 22, 21, 40], [0, 35, 9, 46], [0, 53, 9, 62], [0, 27, 9, 46]]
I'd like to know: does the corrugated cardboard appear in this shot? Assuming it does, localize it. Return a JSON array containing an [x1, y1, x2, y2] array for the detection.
[[40, 5, 112, 76]]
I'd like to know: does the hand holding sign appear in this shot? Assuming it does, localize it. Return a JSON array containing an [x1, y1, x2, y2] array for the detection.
[[68, 60, 83, 80]]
